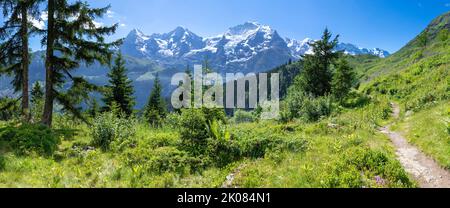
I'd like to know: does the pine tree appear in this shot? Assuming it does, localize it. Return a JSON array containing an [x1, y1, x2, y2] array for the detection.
[[31, 81, 43, 104], [30, 81, 44, 120], [41, 0, 121, 127], [102, 52, 135, 116], [332, 58, 355, 102], [0, 0, 44, 121], [144, 73, 167, 127], [297, 28, 339, 97]]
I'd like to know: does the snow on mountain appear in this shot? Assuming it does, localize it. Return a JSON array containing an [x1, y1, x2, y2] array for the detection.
[[286, 38, 390, 58], [121, 22, 293, 73], [286, 38, 315, 59], [334, 43, 390, 58], [121, 27, 205, 59], [121, 22, 390, 75]]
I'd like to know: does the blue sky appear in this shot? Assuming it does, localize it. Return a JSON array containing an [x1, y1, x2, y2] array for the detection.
[[21, 0, 450, 52]]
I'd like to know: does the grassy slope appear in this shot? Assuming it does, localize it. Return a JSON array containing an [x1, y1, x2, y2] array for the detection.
[[231, 100, 414, 188], [392, 102, 450, 169], [0, 98, 415, 187], [358, 11, 450, 169]]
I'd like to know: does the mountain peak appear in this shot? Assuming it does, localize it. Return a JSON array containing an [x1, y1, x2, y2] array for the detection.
[[127, 29, 150, 40], [227, 21, 273, 36], [172, 26, 189, 33], [130, 28, 145, 36]]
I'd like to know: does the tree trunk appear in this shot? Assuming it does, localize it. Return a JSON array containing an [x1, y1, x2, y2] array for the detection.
[[42, 0, 55, 127], [20, 5, 30, 122]]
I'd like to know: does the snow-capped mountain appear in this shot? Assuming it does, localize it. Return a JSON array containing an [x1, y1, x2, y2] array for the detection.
[[121, 27, 205, 59], [121, 22, 292, 73], [335, 43, 390, 58], [286, 38, 390, 59], [286, 38, 315, 59], [121, 22, 390, 74]]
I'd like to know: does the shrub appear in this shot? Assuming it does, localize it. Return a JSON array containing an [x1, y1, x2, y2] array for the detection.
[[178, 109, 209, 155], [278, 137, 309, 153], [299, 95, 333, 122], [342, 91, 371, 108], [143, 132, 180, 148], [284, 89, 305, 120], [206, 120, 241, 167], [145, 109, 164, 128], [285, 91, 333, 122], [90, 112, 137, 151], [232, 110, 256, 124], [0, 155, 5, 171], [164, 113, 182, 129], [319, 147, 414, 188], [123, 146, 203, 174], [0, 124, 60, 156], [202, 107, 227, 124]]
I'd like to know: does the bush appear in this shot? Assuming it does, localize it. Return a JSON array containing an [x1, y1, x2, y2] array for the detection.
[[232, 110, 256, 124], [0, 124, 60, 156], [285, 90, 333, 122], [342, 91, 371, 108], [284, 89, 305, 120], [241, 136, 308, 159], [143, 132, 180, 148], [145, 109, 164, 128], [90, 112, 137, 151], [0, 155, 5, 171], [164, 113, 182, 129], [299, 95, 333, 122], [123, 146, 203, 174], [178, 109, 209, 155], [322, 147, 413, 188], [202, 108, 227, 124], [206, 120, 241, 167]]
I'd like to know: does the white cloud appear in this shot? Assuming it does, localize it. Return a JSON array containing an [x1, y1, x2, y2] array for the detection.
[[29, 18, 45, 30], [28, 11, 48, 30], [92, 20, 104, 28], [106, 10, 115, 18], [120, 23, 126, 27], [40, 11, 48, 21]]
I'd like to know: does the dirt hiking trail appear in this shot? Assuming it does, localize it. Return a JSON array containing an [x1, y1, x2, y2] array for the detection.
[[380, 103, 450, 188]]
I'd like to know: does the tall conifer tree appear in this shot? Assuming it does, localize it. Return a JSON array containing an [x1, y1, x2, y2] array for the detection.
[[102, 52, 135, 116], [331, 58, 355, 102], [41, 0, 120, 127], [0, 0, 44, 121], [297, 28, 339, 97], [144, 74, 167, 127]]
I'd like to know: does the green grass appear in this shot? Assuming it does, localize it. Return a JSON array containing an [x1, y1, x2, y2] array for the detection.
[[0, 98, 415, 188], [0, 123, 231, 188], [231, 101, 415, 188], [392, 102, 450, 169]]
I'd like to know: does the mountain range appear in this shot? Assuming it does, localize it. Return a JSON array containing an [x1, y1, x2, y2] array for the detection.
[[120, 22, 390, 75], [0, 21, 390, 108]]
